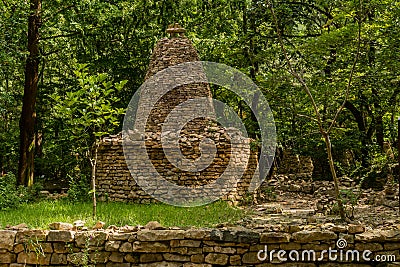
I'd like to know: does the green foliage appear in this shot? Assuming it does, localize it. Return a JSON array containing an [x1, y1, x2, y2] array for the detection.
[[50, 63, 126, 174], [67, 174, 91, 202], [51, 63, 126, 145], [0, 173, 42, 210], [0, 174, 21, 210], [24, 237, 45, 261], [240, 192, 255, 205], [0, 0, 398, 188], [262, 186, 277, 201], [339, 188, 360, 219], [360, 151, 394, 190]]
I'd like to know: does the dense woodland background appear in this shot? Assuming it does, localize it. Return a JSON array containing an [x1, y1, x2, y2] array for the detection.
[[0, 0, 399, 191]]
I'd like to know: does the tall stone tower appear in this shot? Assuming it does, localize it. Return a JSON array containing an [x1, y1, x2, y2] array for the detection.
[[96, 24, 258, 205], [136, 23, 214, 137]]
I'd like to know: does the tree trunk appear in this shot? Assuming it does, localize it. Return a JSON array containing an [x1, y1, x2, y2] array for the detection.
[[344, 100, 370, 167], [322, 132, 346, 220], [18, 0, 41, 187], [91, 143, 99, 218]]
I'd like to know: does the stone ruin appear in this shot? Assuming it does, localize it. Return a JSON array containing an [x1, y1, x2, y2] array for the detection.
[[96, 24, 259, 205]]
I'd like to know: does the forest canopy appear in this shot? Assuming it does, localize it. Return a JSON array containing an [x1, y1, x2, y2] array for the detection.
[[0, 0, 399, 189]]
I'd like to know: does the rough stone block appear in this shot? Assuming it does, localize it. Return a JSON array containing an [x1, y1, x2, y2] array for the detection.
[[204, 253, 228, 265], [384, 242, 400, 250], [15, 230, 47, 243], [53, 242, 69, 253], [50, 253, 67, 264], [105, 241, 121, 251], [124, 253, 139, 263], [163, 253, 190, 261], [355, 230, 386, 242], [187, 247, 203, 255], [89, 251, 110, 263], [119, 242, 133, 253], [47, 230, 74, 242], [355, 242, 383, 251], [106, 262, 130, 267], [49, 222, 73, 230], [292, 230, 337, 242], [214, 246, 235, 254], [219, 229, 259, 243], [133, 241, 170, 253], [242, 251, 262, 265], [179, 240, 201, 247], [0, 252, 16, 263], [17, 252, 50, 265], [137, 230, 185, 241], [230, 254, 241, 265], [348, 224, 365, 234], [184, 229, 211, 240], [183, 264, 212, 267], [109, 232, 133, 241], [139, 253, 163, 263], [190, 254, 204, 263], [75, 231, 108, 247], [67, 252, 89, 266], [260, 232, 290, 243], [109, 251, 124, 262], [0, 231, 16, 251]]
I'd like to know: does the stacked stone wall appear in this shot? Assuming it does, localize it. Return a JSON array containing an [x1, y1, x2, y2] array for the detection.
[[1, 227, 398, 266], [96, 134, 258, 205]]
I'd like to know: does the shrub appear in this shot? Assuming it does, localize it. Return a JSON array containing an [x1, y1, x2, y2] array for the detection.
[[0, 173, 42, 210], [0, 173, 21, 210], [67, 174, 91, 202]]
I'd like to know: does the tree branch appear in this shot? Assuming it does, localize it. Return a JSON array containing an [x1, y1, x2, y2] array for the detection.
[[42, 4, 75, 23], [280, 1, 334, 20], [268, 1, 324, 134], [40, 32, 80, 40]]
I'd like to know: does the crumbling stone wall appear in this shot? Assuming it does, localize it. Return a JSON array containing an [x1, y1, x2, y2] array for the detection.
[[277, 150, 313, 179], [1, 227, 398, 266]]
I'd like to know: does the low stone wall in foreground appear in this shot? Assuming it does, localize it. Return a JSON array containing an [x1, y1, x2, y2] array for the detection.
[[0, 226, 399, 266]]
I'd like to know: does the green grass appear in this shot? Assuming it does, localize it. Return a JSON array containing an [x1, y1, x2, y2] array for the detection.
[[0, 200, 246, 229]]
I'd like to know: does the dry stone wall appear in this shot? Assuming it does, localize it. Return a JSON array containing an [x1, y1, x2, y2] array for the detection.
[[0, 227, 399, 266], [96, 134, 258, 205], [277, 150, 313, 178]]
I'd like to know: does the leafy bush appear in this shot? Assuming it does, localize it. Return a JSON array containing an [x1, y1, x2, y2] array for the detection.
[[0, 173, 43, 210], [0, 173, 21, 210], [360, 151, 394, 190], [67, 174, 91, 202]]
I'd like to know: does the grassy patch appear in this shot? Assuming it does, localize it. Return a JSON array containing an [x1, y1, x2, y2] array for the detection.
[[0, 200, 246, 229]]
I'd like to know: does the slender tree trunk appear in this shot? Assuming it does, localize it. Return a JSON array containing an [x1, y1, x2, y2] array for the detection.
[[18, 0, 41, 187], [269, 1, 361, 221], [91, 143, 99, 218], [322, 133, 346, 220]]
